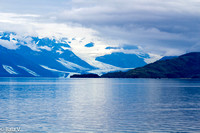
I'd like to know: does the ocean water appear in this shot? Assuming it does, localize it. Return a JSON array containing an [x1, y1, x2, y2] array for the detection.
[[0, 78, 200, 132]]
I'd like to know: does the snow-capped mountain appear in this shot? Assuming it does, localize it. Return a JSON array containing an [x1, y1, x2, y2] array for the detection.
[[0, 32, 157, 77]]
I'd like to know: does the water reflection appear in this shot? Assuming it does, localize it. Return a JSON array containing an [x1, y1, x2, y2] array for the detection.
[[0, 78, 200, 132]]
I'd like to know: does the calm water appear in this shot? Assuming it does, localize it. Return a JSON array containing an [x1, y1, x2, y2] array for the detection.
[[0, 78, 200, 132]]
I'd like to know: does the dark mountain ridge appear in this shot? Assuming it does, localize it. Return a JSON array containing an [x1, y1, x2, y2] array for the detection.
[[101, 52, 200, 78]]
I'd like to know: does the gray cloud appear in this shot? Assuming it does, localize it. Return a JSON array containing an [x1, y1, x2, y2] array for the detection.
[[50, 0, 200, 55]]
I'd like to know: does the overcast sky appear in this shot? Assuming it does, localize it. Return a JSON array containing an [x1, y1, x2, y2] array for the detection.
[[0, 0, 200, 56]]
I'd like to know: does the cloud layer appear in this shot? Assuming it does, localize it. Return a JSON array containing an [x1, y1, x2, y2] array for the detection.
[[0, 0, 200, 56]]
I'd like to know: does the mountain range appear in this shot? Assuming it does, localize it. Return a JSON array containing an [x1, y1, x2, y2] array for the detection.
[[0, 32, 151, 77]]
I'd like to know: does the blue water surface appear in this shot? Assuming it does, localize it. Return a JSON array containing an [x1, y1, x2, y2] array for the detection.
[[0, 78, 200, 132]]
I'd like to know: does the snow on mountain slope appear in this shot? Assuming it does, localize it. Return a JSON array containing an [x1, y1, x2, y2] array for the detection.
[[2, 65, 18, 75], [57, 58, 89, 71], [17, 65, 39, 77], [40, 65, 80, 78], [40, 65, 68, 73]]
